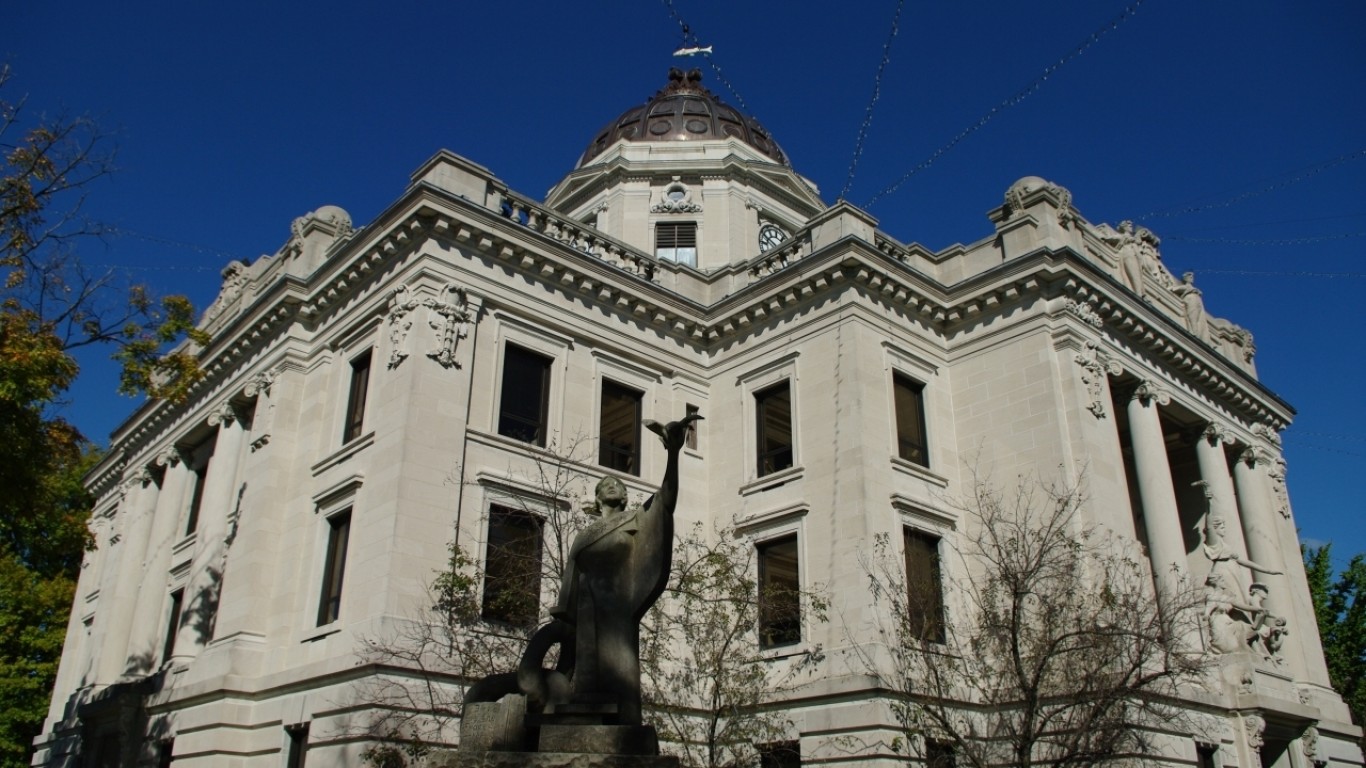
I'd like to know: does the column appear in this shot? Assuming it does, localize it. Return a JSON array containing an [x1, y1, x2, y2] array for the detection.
[[172, 402, 247, 664], [1125, 381, 1188, 595], [123, 447, 190, 674], [1233, 447, 1302, 676], [96, 465, 161, 682], [1193, 423, 1252, 581]]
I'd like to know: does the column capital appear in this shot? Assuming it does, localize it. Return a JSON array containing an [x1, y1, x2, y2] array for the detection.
[[243, 369, 276, 399], [1201, 422, 1235, 446], [1251, 422, 1283, 449], [1238, 445, 1276, 468], [1130, 379, 1171, 406], [155, 445, 183, 468], [123, 465, 154, 492], [208, 400, 240, 427]]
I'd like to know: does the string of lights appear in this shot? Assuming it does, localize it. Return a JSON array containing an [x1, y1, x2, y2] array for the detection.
[[864, 0, 1145, 209], [1291, 431, 1366, 443], [105, 226, 242, 261], [840, 0, 906, 201], [659, 0, 751, 114], [1193, 269, 1366, 278], [1168, 232, 1366, 246], [1137, 149, 1366, 220]]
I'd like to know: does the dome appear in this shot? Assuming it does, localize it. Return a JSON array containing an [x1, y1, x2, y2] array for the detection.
[[577, 68, 789, 167]]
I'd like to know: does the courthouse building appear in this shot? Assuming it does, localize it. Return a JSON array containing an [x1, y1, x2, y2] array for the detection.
[[34, 68, 1360, 766]]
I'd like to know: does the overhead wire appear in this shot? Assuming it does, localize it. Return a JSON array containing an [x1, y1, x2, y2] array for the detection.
[[1136, 149, 1366, 221], [1167, 232, 1366, 246], [1192, 269, 1366, 279], [840, 0, 906, 201], [864, 0, 1146, 209]]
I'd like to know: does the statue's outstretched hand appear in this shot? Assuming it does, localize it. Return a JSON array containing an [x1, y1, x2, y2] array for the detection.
[[644, 413, 703, 451]]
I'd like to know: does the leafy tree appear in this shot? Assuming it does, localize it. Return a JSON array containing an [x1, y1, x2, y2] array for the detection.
[[0, 67, 207, 766], [1304, 544, 1366, 737], [847, 469, 1210, 767]]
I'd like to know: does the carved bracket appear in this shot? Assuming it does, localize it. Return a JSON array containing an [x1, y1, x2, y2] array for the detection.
[[1073, 341, 1123, 418], [424, 284, 473, 369]]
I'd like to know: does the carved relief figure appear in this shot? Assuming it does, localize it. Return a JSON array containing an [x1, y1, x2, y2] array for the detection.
[[387, 284, 420, 369], [1172, 272, 1208, 339], [424, 284, 471, 368], [1200, 512, 1285, 657], [202, 260, 250, 325], [1105, 221, 1147, 296]]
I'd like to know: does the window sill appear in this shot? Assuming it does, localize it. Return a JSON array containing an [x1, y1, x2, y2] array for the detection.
[[891, 457, 948, 487], [302, 624, 342, 643], [758, 641, 816, 662], [310, 431, 375, 476], [740, 465, 804, 496], [171, 532, 198, 557]]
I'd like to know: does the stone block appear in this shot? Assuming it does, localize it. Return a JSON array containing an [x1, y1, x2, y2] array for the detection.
[[538, 724, 659, 755], [459, 696, 529, 753]]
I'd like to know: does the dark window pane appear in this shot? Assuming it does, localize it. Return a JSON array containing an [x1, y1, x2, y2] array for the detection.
[[927, 741, 956, 768], [343, 351, 372, 444], [185, 458, 209, 535], [755, 382, 793, 477], [498, 345, 552, 447], [286, 724, 309, 768], [162, 589, 184, 663], [157, 740, 175, 768], [758, 535, 801, 648], [317, 511, 352, 626], [599, 380, 643, 475], [482, 506, 544, 626], [904, 528, 945, 643], [685, 404, 699, 450], [894, 373, 929, 467], [656, 222, 698, 266], [759, 740, 801, 768]]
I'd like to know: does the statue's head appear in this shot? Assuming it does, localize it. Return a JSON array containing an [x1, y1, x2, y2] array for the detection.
[[594, 476, 628, 511]]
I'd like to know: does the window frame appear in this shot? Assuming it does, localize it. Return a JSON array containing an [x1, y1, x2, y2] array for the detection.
[[892, 371, 930, 468], [162, 588, 184, 664], [480, 505, 546, 627], [754, 380, 795, 478], [183, 438, 215, 536], [757, 533, 802, 650], [497, 343, 554, 447], [342, 349, 373, 445], [598, 379, 644, 475], [316, 508, 353, 627], [903, 525, 946, 644], [655, 220, 698, 267]]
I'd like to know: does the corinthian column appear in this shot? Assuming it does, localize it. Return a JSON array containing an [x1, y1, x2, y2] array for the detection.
[[172, 403, 247, 664], [1126, 382, 1188, 595], [124, 447, 189, 673]]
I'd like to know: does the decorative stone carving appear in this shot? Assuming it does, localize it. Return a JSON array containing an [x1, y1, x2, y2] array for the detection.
[[1131, 379, 1171, 407], [1201, 509, 1286, 659], [1268, 459, 1291, 519], [201, 260, 250, 326], [154, 446, 182, 468], [1208, 318, 1256, 363], [1003, 176, 1075, 227], [1065, 299, 1103, 328], [424, 284, 473, 369], [1244, 713, 1266, 751], [290, 205, 353, 241], [207, 401, 238, 428], [245, 369, 278, 452], [243, 369, 275, 399], [1098, 221, 1146, 296], [387, 284, 422, 369], [1302, 725, 1322, 765], [650, 177, 702, 213], [1172, 272, 1208, 339], [1251, 423, 1282, 448], [1073, 341, 1122, 418], [1202, 423, 1234, 446]]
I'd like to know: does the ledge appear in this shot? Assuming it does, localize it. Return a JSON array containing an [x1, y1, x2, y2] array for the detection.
[[739, 465, 804, 497], [309, 431, 375, 476]]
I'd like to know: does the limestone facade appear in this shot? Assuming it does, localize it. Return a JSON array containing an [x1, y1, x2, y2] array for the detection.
[[34, 73, 1359, 767]]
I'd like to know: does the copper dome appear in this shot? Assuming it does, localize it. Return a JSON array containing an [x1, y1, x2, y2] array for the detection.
[[577, 68, 789, 167]]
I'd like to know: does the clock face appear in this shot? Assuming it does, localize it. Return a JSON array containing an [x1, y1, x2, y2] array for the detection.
[[758, 223, 787, 252]]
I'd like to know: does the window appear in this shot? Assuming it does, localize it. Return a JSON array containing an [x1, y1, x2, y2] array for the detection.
[[893, 372, 929, 467], [342, 350, 372, 444], [926, 740, 956, 768], [755, 381, 794, 477], [162, 589, 184, 663], [317, 510, 352, 626], [599, 380, 643, 475], [1196, 743, 1218, 768], [656, 221, 697, 267], [758, 535, 801, 648], [156, 739, 174, 768], [685, 403, 700, 450], [904, 528, 945, 643], [482, 506, 544, 626], [184, 440, 214, 535], [498, 344, 552, 447], [286, 724, 309, 768], [758, 740, 801, 768]]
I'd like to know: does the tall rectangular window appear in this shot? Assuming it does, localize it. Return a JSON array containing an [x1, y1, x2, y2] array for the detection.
[[904, 527, 945, 643], [482, 506, 544, 626], [926, 740, 956, 768], [183, 439, 214, 536], [156, 739, 174, 768], [655, 221, 697, 267], [685, 403, 700, 450], [599, 380, 643, 475], [162, 589, 184, 663], [759, 741, 801, 768], [893, 373, 929, 467], [342, 350, 373, 444], [317, 510, 352, 626], [755, 381, 793, 477], [498, 344, 552, 447], [1196, 744, 1218, 768], [758, 535, 801, 649]]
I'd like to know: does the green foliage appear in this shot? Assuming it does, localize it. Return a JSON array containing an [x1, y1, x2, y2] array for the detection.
[[1304, 544, 1366, 734], [0, 67, 208, 764]]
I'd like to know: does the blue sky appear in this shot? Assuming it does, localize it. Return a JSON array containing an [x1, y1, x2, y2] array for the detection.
[[7, 1, 1364, 559]]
